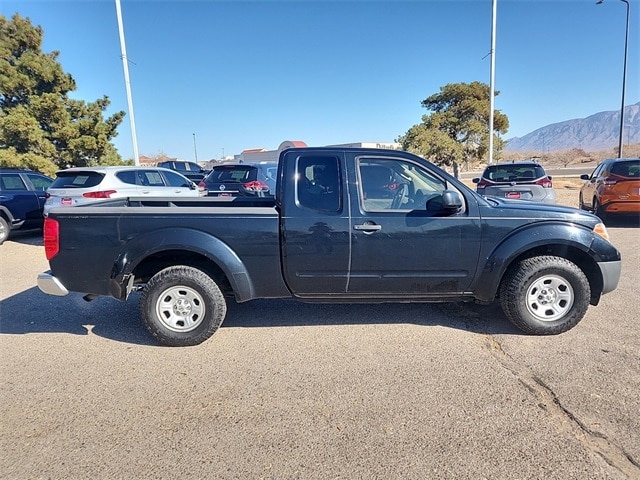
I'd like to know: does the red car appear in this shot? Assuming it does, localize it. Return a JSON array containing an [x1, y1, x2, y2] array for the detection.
[[579, 158, 640, 220]]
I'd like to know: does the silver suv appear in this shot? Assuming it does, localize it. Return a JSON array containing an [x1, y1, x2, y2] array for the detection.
[[473, 161, 555, 204], [44, 166, 202, 216]]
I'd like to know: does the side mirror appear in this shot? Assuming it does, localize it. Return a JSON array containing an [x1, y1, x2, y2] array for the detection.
[[426, 190, 463, 213], [472, 178, 480, 184], [580, 174, 589, 180], [442, 190, 463, 211]]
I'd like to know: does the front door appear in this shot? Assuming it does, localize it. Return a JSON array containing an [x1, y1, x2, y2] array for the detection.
[[346, 153, 482, 297]]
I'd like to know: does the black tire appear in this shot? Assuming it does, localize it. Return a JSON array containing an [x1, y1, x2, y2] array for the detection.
[[140, 265, 227, 346], [0, 216, 9, 245], [594, 198, 608, 222], [500, 256, 590, 335], [578, 193, 587, 211]]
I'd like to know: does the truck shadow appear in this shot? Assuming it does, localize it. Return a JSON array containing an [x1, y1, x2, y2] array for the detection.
[[5, 229, 43, 246], [0, 287, 520, 346], [224, 299, 521, 335], [0, 289, 156, 346], [604, 215, 640, 228]]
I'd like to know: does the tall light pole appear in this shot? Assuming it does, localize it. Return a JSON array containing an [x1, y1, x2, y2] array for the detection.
[[192, 133, 198, 162], [488, 0, 497, 164], [115, 0, 140, 165], [596, 0, 630, 158]]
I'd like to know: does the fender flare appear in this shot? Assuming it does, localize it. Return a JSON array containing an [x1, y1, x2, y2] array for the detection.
[[473, 222, 604, 303], [109, 227, 255, 301]]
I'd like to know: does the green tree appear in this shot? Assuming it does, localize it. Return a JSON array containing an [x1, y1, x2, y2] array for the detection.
[[398, 81, 509, 177], [0, 14, 125, 176]]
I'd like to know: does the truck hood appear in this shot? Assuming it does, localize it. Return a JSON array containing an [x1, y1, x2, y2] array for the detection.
[[482, 196, 602, 227]]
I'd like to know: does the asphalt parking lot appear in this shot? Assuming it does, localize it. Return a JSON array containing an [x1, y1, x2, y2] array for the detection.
[[1, 217, 639, 479]]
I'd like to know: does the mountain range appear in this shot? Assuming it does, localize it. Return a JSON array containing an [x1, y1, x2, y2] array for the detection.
[[505, 102, 640, 152]]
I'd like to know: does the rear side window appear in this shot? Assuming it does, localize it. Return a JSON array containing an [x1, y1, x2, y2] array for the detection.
[[296, 156, 340, 212], [50, 171, 104, 188], [141, 171, 166, 187], [0, 173, 28, 191], [116, 170, 137, 185]]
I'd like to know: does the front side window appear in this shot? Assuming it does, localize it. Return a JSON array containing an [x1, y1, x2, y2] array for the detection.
[[26, 173, 52, 191], [162, 170, 192, 188], [358, 157, 446, 211], [296, 155, 340, 212]]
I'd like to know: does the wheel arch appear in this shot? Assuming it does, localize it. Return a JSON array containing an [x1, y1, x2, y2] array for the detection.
[[0, 206, 16, 223], [109, 228, 255, 302], [474, 224, 605, 305]]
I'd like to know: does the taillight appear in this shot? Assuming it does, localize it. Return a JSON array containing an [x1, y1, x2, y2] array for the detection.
[[476, 179, 492, 190], [82, 190, 117, 198], [43, 218, 59, 260], [536, 178, 553, 188], [243, 180, 269, 192], [198, 181, 206, 188]]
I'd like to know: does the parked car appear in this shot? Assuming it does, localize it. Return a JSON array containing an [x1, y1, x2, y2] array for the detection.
[[473, 161, 555, 204], [156, 160, 208, 183], [0, 168, 53, 244], [44, 166, 202, 216], [579, 158, 640, 221], [199, 162, 278, 197]]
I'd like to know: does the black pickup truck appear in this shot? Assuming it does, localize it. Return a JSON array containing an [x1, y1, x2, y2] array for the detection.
[[37, 148, 621, 346]]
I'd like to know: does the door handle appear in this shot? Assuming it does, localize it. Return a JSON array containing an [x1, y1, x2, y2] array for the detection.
[[353, 223, 382, 232]]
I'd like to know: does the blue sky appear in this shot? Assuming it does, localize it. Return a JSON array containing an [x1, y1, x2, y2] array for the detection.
[[3, 0, 639, 161]]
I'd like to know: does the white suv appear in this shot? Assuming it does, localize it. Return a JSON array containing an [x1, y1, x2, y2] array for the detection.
[[44, 166, 202, 216]]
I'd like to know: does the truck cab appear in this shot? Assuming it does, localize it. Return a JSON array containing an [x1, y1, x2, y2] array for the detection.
[[277, 148, 478, 298]]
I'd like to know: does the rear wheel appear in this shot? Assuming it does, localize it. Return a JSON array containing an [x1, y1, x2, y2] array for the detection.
[[500, 256, 590, 335], [0, 217, 9, 245], [594, 198, 608, 222], [578, 193, 587, 211], [140, 265, 227, 346]]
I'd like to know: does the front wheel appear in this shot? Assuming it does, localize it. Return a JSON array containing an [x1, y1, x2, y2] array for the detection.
[[140, 266, 227, 346], [500, 256, 590, 335]]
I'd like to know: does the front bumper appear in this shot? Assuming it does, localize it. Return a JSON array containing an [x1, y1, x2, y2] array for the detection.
[[37, 271, 69, 296], [598, 260, 622, 295]]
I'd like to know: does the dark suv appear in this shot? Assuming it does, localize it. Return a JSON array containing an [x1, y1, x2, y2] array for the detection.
[[0, 168, 53, 244], [199, 162, 277, 197], [156, 160, 207, 183], [473, 161, 555, 204]]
